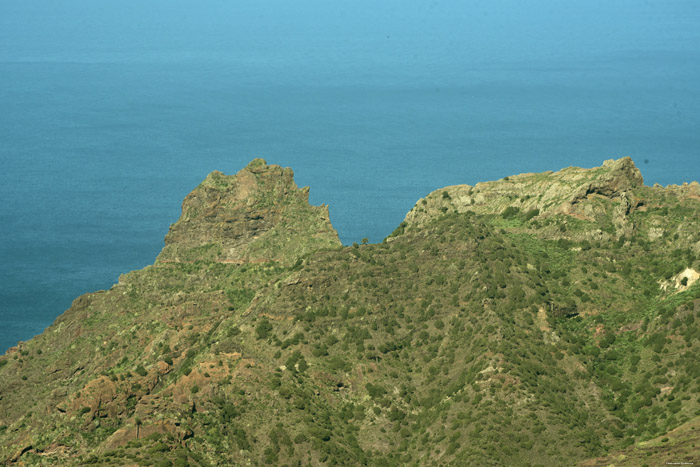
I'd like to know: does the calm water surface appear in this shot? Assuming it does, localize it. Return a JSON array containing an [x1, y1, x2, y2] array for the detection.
[[1, 0, 699, 352]]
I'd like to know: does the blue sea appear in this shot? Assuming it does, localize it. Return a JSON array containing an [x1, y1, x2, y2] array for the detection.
[[1, 0, 700, 352]]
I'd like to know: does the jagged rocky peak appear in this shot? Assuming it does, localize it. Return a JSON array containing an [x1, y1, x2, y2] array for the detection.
[[594, 156, 644, 191], [397, 157, 648, 236], [157, 158, 340, 265]]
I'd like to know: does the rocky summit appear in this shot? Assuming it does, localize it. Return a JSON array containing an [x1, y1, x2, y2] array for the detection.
[[1, 158, 700, 466], [157, 158, 340, 266]]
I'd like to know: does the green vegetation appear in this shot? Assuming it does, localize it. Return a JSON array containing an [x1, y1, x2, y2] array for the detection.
[[1, 158, 700, 466]]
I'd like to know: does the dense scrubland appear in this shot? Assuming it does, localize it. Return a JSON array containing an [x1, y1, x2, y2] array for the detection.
[[1, 158, 700, 466]]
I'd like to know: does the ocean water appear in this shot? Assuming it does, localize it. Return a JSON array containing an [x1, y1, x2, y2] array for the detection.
[[1, 0, 700, 352]]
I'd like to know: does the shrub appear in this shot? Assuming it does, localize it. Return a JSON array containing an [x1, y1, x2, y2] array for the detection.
[[226, 288, 255, 309], [366, 383, 387, 399], [501, 206, 520, 219], [255, 317, 273, 340], [327, 356, 350, 372], [150, 442, 169, 453], [524, 208, 540, 221]]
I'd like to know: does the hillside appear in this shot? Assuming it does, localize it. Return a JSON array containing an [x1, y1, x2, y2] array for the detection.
[[1, 158, 700, 466]]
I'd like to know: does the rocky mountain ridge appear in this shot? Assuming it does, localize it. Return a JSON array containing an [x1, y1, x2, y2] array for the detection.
[[1, 158, 700, 466], [397, 157, 700, 244]]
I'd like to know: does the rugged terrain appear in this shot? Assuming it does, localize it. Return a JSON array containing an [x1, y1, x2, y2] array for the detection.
[[1, 157, 700, 466]]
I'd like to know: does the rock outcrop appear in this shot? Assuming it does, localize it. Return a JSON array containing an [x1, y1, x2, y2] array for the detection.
[[395, 157, 646, 239], [157, 159, 341, 266]]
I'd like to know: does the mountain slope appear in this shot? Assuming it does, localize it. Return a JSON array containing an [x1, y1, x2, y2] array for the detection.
[[580, 415, 700, 466], [1, 158, 699, 466]]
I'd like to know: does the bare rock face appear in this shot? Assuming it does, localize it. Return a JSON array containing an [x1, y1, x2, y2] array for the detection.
[[156, 159, 341, 266], [395, 157, 646, 239], [570, 157, 644, 200]]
